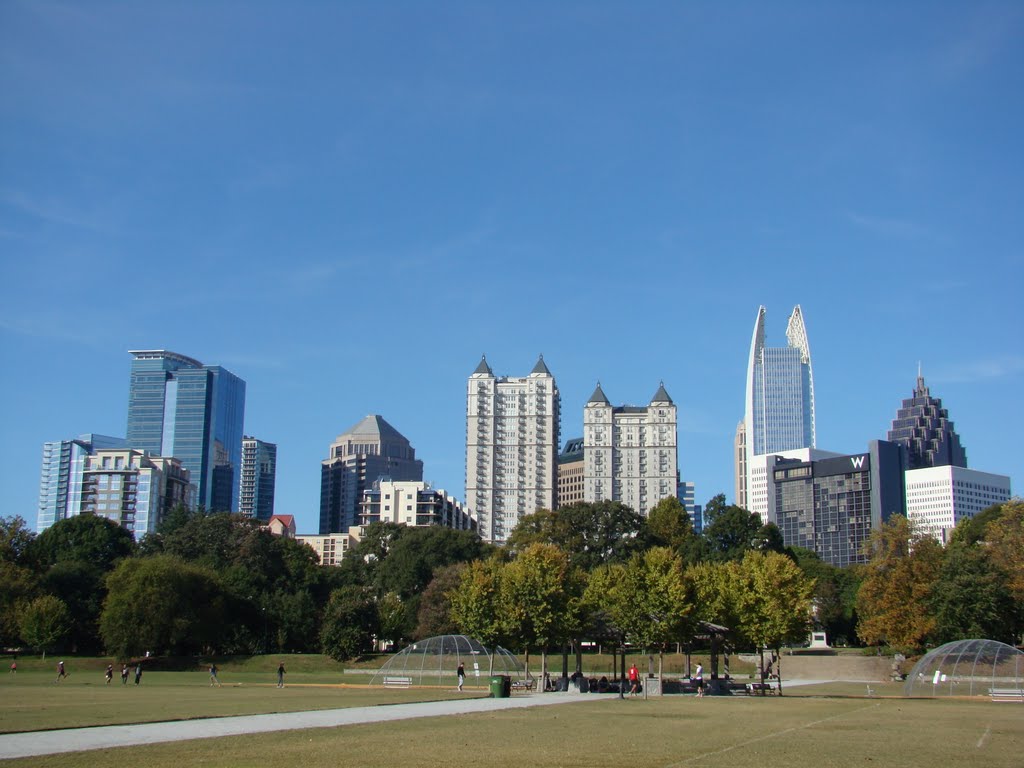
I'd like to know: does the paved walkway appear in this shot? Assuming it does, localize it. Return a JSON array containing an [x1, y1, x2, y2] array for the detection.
[[0, 692, 600, 760]]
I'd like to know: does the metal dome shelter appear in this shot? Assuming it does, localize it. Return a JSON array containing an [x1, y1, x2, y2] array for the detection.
[[904, 639, 1023, 698], [369, 635, 525, 687]]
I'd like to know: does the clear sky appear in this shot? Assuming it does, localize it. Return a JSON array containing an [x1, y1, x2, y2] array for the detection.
[[2, 2, 1021, 535]]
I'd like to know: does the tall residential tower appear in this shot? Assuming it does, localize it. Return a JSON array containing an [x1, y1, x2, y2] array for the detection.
[[465, 355, 560, 544], [239, 436, 277, 521], [583, 382, 678, 516]]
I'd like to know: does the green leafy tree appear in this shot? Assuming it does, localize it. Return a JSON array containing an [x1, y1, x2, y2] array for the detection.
[[500, 543, 576, 683], [321, 586, 378, 661], [100, 555, 226, 657], [508, 502, 647, 571], [40, 560, 106, 653], [733, 551, 815, 689], [414, 563, 467, 640], [450, 557, 506, 674], [856, 515, 944, 652], [983, 500, 1024, 629], [376, 592, 407, 647], [0, 516, 35, 565], [789, 547, 861, 646], [646, 497, 695, 552], [373, 526, 491, 601], [0, 560, 38, 648], [19, 595, 71, 659], [929, 539, 1018, 645], [616, 547, 694, 691], [28, 515, 135, 572], [697, 494, 763, 562]]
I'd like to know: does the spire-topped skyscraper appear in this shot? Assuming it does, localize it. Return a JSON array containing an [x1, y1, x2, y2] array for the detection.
[[887, 370, 967, 470], [583, 381, 678, 516], [738, 306, 816, 511], [465, 355, 560, 544]]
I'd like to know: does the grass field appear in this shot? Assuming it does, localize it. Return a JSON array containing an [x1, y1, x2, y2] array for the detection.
[[1, 682, 1021, 768], [4, 654, 1020, 767]]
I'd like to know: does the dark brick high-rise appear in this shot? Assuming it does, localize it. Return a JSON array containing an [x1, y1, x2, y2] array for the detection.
[[887, 372, 967, 470]]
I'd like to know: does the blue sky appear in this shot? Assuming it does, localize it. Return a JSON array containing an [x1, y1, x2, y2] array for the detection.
[[2, 2, 1021, 535]]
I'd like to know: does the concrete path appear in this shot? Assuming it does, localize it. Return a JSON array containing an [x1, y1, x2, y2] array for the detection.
[[0, 692, 601, 760]]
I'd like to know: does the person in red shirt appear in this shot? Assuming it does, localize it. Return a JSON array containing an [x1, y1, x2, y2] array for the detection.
[[628, 663, 640, 697]]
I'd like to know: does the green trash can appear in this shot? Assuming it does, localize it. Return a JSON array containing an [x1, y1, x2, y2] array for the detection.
[[490, 675, 511, 698]]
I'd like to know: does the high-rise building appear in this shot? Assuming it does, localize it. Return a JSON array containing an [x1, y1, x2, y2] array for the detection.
[[748, 447, 845, 522], [583, 382, 678, 516], [887, 371, 968, 470], [80, 448, 193, 537], [465, 355, 560, 544], [734, 420, 748, 509], [239, 436, 277, 521], [37, 434, 127, 532], [557, 437, 585, 508], [770, 441, 907, 567], [677, 480, 703, 534], [359, 479, 475, 531], [319, 415, 423, 534], [905, 466, 1011, 544], [126, 350, 246, 512], [742, 306, 816, 515]]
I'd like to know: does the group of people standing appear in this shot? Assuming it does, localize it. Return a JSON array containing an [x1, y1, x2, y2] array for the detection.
[[102, 664, 143, 685]]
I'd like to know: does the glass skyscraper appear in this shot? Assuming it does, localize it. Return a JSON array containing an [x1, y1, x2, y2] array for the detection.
[[126, 350, 246, 511], [740, 306, 816, 513], [744, 305, 816, 456]]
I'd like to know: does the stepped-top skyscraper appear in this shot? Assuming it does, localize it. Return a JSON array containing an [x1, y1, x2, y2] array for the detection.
[[319, 415, 423, 534], [886, 370, 967, 470], [126, 350, 246, 512], [739, 306, 816, 511], [465, 355, 560, 544]]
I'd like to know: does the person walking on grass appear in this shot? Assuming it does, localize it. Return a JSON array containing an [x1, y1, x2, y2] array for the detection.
[[695, 663, 704, 697], [9, 661, 16, 675], [209, 663, 222, 687], [55, 660, 67, 683], [134, 664, 143, 685], [121, 664, 129, 685], [105, 664, 114, 685], [457, 662, 465, 692], [628, 663, 640, 697], [277, 662, 286, 689]]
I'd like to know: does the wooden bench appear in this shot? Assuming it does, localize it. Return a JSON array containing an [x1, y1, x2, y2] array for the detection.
[[511, 679, 536, 694], [989, 688, 1024, 703], [383, 676, 413, 688], [745, 681, 779, 696]]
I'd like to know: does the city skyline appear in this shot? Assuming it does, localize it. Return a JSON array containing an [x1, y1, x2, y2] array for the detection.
[[2, 4, 1021, 535]]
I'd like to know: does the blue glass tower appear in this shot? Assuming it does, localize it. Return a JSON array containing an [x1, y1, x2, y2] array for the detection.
[[126, 350, 246, 511], [744, 305, 816, 457]]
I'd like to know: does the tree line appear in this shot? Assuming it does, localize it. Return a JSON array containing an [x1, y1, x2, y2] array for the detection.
[[2, 496, 1020, 662]]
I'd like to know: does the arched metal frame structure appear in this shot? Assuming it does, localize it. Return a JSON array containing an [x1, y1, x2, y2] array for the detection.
[[904, 639, 1023, 698], [369, 635, 525, 687]]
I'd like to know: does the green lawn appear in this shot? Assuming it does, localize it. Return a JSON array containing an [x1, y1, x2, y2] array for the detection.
[[2, 683, 1021, 768], [0, 670, 487, 734]]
